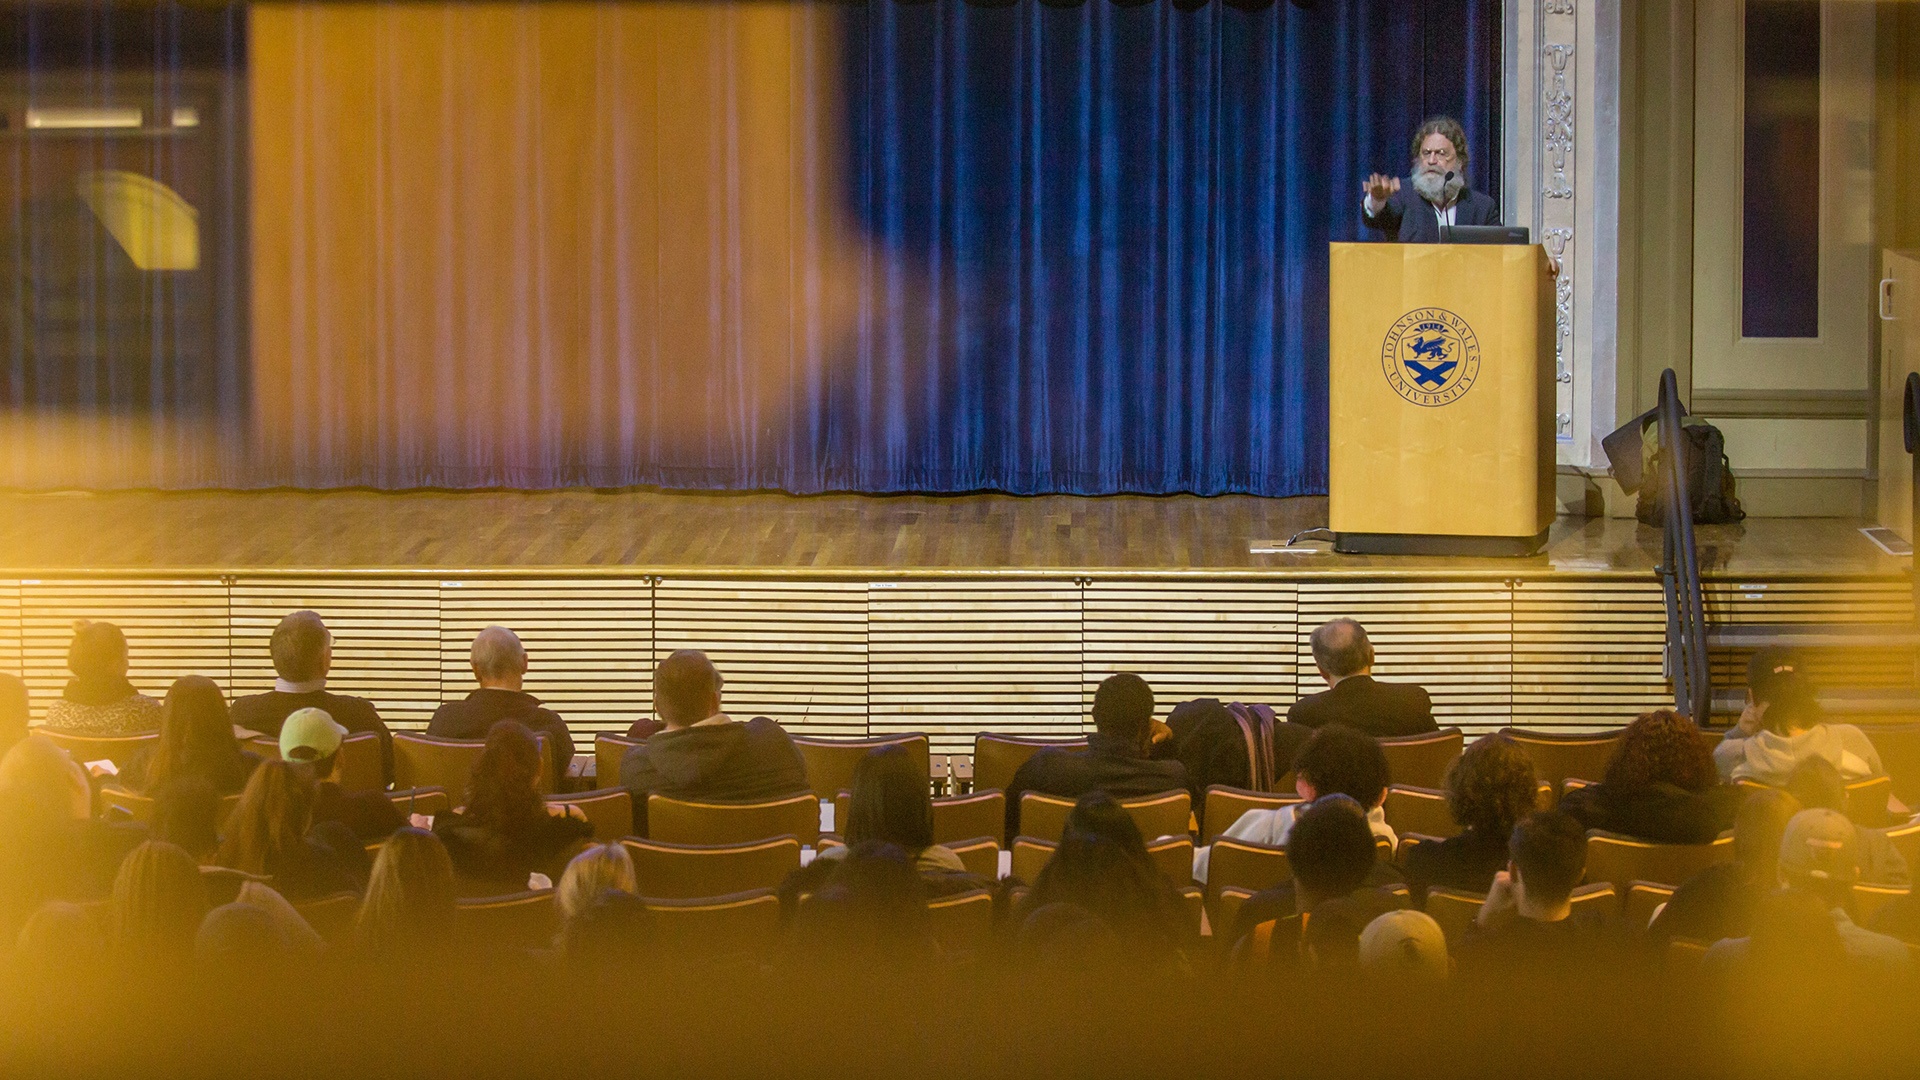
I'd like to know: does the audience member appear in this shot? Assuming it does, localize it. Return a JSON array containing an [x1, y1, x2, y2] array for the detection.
[[1358, 909, 1450, 982], [787, 841, 934, 965], [229, 611, 394, 784], [820, 744, 966, 875], [0, 735, 144, 939], [126, 675, 261, 796], [1715, 650, 1883, 785], [556, 843, 637, 926], [148, 776, 225, 864], [355, 827, 458, 959], [1228, 794, 1405, 955], [42, 621, 162, 736], [15, 900, 104, 971], [619, 651, 809, 835], [428, 626, 576, 793], [1195, 723, 1395, 886], [435, 721, 592, 890], [560, 890, 656, 972], [1018, 792, 1190, 969], [1649, 788, 1800, 947], [1557, 709, 1741, 844], [1161, 698, 1294, 817], [1782, 757, 1908, 887], [195, 902, 296, 972], [215, 759, 368, 901], [1004, 673, 1189, 838], [281, 708, 404, 842], [1404, 732, 1538, 898], [1286, 619, 1436, 738], [1456, 810, 1608, 972], [107, 840, 208, 967], [0, 673, 28, 756], [1703, 808, 1910, 978]]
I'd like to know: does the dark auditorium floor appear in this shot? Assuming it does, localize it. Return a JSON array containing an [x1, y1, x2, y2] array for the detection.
[[0, 488, 1903, 577]]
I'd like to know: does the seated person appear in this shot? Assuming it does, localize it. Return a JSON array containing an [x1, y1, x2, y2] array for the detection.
[[1783, 758, 1908, 887], [1456, 810, 1610, 973], [214, 760, 369, 902], [1003, 673, 1189, 839], [43, 621, 162, 736], [619, 651, 809, 835], [1358, 909, 1450, 983], [0, 735, 146, 941], [1229, 795, 1409, 962], [1715, 650, 1883, 785], [1286, 619, 1436, 738], [435, 721, 593, 892], [280, 708, 404, 843], [427, 626, 575, 793], [229, 611, 394, 785], [1557, 709, 1742, 845], [820, 745, 968, 876], [1704, 808, 1910, 978], [1404, 732, 1539, 899], [1160, 698, 1294, 815], [785, 841, 936, 968], [125, 675, 261, 797], [353, 827, 458, 961], [1649, 788, 1799, 947], [1013, 792, 1192, 971], [1195, 723, 1395, 886], [148, 777, 225, 865]]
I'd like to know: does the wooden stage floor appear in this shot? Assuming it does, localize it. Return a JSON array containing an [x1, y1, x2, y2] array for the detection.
[[0, 488, 1904, 578]]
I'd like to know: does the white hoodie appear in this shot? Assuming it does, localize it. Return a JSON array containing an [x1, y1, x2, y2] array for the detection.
[[1713, 723, 1885, 786]]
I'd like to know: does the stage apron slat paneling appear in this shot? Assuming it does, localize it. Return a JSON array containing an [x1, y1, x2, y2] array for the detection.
[[1081, 581, 1299, 715], [1296, 581, 1517, 729], [230, 580, 443, 726]]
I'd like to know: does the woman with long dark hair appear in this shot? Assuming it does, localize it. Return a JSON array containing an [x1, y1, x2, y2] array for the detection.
[[1558, 709, 1742, 844], [433, 720, 591, 891], [215, 760, 367, 900], [830, 744, 965, 874], [1015, 792, 1190, 968], [130, 676, 261, 796]]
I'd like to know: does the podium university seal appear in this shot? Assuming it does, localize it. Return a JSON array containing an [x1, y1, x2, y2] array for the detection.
[[1382, 307, 1480, 407]]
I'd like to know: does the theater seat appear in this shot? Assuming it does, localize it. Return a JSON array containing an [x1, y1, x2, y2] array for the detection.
[[1583, 830, 1733, 894], [1203, 785, 1300, 844], [1213, 886, 1259, 950], [643, 888, 782, 957], [396, 732, 552, 807], [454, 889, 557, 949], [926, 888, 994, 955], [100, 786, 241, 828], [1204, 838, 1291, 927], [293, 891, 362, 942], [1382, 784, 1459, 839], [1622, 880, 1676, 931], [1378, 728, 1465, 790], [545, 787, 633, 842], [1017, 789, 1190, 846], [646, 792, 819, 846], [39, 730, 156, 773], [387, 787, 451, 818], [1504, 727, 1626, 803], [832, 788, 1005, 848], [942, 836, 1000, 880], [972, 734, 1087, 797], [594, 734, 644, 790], [620, 835, 803, 900], [793, 733, 930, 802], [1425, 882, 1616, 952]]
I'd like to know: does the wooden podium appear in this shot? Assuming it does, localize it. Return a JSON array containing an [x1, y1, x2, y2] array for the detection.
[[1328, 242, 1555, 556]]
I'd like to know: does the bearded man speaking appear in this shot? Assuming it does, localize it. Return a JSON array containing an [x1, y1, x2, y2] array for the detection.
[[1361, 116, 1500, 243]]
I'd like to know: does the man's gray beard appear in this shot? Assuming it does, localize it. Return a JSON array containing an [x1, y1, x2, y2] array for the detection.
[[1411, 168, 1466, 205]]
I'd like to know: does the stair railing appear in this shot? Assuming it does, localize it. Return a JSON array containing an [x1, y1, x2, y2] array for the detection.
[[1656, 368, 1711, 720], [1903, 371, 1919, 625]]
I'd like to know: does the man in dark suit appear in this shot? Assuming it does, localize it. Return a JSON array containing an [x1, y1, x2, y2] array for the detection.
[[1004, 673, 1191, 839], [427, 625, 576, 793], [1361, 115, 1500, 244], [229, 611, 393, 784], [1287, 618, 1437, 739]]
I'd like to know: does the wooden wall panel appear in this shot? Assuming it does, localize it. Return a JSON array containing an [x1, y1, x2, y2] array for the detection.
[[230, 579, 442, 727], [1295, 581, 1515, 734], [0, 580, 19, 684], [18, 578, 230, 717], [869, 581, 1083, 753], [438, 579, 653, 737], [654, 580, 866, 739], [1512, 579, 1670, 731], [1082, 581, 1297, 713]]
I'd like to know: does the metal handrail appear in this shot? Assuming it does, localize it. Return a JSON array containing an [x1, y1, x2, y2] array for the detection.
[[1903, 372, 1919, 625], [1656, 369, 1710, 720]]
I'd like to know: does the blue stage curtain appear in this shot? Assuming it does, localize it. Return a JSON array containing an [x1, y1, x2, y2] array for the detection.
[[0, 1, 1498, 494]]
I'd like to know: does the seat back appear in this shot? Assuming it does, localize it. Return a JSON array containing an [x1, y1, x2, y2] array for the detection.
[[1853, 882, 1908, 926], [1381, 785, 1459, 839], [101, 786, 242, 827], [1844, 774, 1895, 826], [1204, 837, 1291, 928], [1378, 728, 1465, 790], [1146, 836, 1196, 888], [546, 788, 634, 842], [926, 888, 995, 955], [1177, 885, 1205, 937], [973, 734, 1087, 796], [1583, 831, 1734, 894], [619, 835, 802, 900], [832, 788, 1006, 848], [1017, 789, 1190, 845], [643, 888, 782, 957], [453, 889, 557, 949], [646, 792, 819, 846], [1623, 880, 1676, 931], [334, 732, 386, 793], [1395, 832, 1445, 866], [1213, 886, 1259, 950], [1203, 785, 1300, 844], [1009, 837, 1057, 884], [293, 891, 363, 942], [1884, 818, 1920, 871], [1423, 887, 1485, 949], [1866, 723, 1920, 807], [595, 734, 645, 789], [395, 732, 550, 807], [1504, 727, 1626, 802], [387, 787, 451, 818], [792, 733, 931, 802], [943, 836, 1000, 880], [39, 730, 156, 772]]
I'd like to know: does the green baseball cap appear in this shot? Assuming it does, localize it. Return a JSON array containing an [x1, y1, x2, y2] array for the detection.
[[279, 707, 347, 763]]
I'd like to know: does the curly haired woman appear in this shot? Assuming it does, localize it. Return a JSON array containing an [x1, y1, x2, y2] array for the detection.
[[1404, 732, 1539, 898], [1558, 709, 1743, 844]]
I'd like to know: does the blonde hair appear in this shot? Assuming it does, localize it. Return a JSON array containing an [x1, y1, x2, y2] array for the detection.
[[356, 827, 457, 954], [109, 841, 207, 958], [0, 735, 91, 823], [215, 760, 314, 876], [556, 843, 636, 922]]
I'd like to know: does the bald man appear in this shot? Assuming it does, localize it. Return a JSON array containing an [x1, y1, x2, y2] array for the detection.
[[427, 626, 576, 791], [1286, 619, 1437, 739]]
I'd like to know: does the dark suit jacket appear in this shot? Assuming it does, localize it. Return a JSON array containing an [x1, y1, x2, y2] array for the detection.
[[1004, 733, 1191, 839], [618, 717, 810, 836], [428, 688, 576, 793], [1286, 675, 1437, 739], [230, 689, 393, 784], [1362, 186, 1500, 243]]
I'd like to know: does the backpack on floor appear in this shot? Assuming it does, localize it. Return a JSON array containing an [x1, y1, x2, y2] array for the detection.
[[1636, 417, 1745, 527]]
